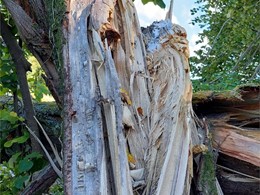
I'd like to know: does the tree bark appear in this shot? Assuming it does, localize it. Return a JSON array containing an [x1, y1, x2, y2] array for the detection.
[[0, 14, 41, 153]]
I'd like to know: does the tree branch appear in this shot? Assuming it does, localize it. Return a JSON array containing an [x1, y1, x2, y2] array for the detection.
[[0, 14, 41, 152], [2, 0, 62, 105]]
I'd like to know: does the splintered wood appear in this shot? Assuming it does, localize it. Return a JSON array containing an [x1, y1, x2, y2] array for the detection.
[[193, 86, 260, 194], [193, 86, 260, 167], [141, 20, 195, 195], [63, 0, 196, 194]]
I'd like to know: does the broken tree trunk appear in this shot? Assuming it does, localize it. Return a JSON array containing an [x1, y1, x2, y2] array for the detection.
[[4, 0, 199, 194], [63, 0, 197, 193], [141, 21, 195, 194], [63, 1, 133, 194]]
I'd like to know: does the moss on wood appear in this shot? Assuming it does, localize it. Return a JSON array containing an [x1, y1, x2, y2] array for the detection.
[[193, 85, 259, 104]]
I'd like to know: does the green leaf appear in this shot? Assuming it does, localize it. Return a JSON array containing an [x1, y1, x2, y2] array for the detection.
[[0, 87, 10, 96], [14, 175, 29, 189], [141, 0, 149, 5], [0, 110, 24, 124], [154, 0, 165, 8], [4, 140, 14, 148], [190, 0, 260, 91], [4, 131, 29, 147], [18, 159, 33, 173], [24, 152, 42, 160], [141, 0, 165, 8], [8, 152, 22, 169]]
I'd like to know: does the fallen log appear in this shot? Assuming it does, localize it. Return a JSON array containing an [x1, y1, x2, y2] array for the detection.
[[213, 126, 260, 167], [21, 163, 57, 195], [193, 85, 260, 194]]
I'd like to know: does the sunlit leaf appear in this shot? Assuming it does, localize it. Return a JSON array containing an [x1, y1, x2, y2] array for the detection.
[[190, 0, 259, 91], [0, 110, 24, 124], [24, 152, 42, 160], [141, 0, 165, 8], [4, 131, 29, 147], [120, 88, 132, 105], [8, 152, 22, 169]]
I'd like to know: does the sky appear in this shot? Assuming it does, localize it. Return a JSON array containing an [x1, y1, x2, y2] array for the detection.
[[134, 0, 204, 56]]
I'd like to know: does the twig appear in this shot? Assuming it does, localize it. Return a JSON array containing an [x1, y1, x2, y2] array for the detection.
[[203, 18, 232, 64], [24, 123, 62, 178], [232, 33, 260, 72], [217, 164, 260, 181], [34, 116, 62, 168]]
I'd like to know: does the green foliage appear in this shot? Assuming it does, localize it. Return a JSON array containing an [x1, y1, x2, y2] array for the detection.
[[0, 105, 45, 193], [0, 41, 18, 94], [0, 98, 48, 194], [1, 3, 54, 193], [44, 0, 66, 96], [0, 151, 44, 194], [0, 109, 24, 154], [17, 159, 33, 173], [190, 0, 260, 91], [1, 3, 51, 102], [0, 3, 20, 96], [133, 0, 166, 8], [48, 178, 64, 195], [140, 0, 166, 8], [45, 0, 66, 74], [0, 109, 24, 125], [27, 57, 51, 102]]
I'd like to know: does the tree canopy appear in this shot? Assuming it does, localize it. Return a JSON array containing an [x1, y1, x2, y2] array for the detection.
[[190, 0, 260, 91]]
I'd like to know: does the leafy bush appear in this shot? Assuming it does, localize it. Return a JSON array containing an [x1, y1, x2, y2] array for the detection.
[[0, 151, 44, 194]]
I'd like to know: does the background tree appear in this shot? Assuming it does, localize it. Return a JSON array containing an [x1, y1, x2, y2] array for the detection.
[[190, 0, 260, 91]]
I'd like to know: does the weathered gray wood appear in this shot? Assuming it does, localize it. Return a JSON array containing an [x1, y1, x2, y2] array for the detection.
[[63, 1, 132, 194], [63, 3, 104, 194]]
